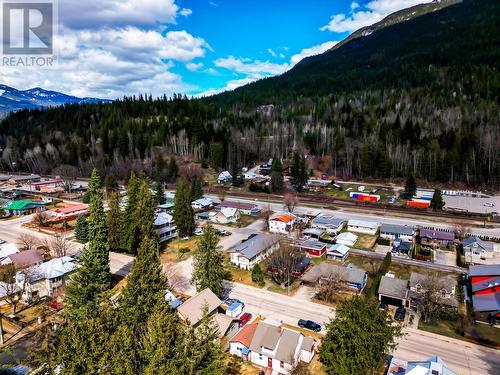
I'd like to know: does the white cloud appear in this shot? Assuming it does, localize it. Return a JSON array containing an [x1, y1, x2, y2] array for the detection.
[[180, 8, 192, 17], [60, 0, 182, 29], [214, 56, 289, 75], [186, 62, 204, 71], [321, 0, 432, 33], [290, 41, 338, 65], [268, 48, 277, 57], [162, 31, 212, 62]]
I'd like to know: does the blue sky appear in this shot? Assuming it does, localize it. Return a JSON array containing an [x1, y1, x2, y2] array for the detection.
[[1, 0, 431, 98]]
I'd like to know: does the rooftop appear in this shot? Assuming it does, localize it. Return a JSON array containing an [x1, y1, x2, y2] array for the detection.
[[230, 233, 279, 260], [328, 243, 350, 256], [7, 249, 43, 268], [154, 212, 174, 226], [378, 275, 409, 300], [471, 276, 500, 293], [419, 228, 454, 241], [177, 288, 221, 326], [463, 236, 494, 252], [348, 219, 378, 229], [293, 240, 327, 251], [302, 263, 366, 285], [270, 212, 296, 223], [469, 264, 500, 277], [221, 200, 259, 210], [230, 322, 258, 347], [380, 223, 414, 236], [30, 256, 79, 281], [472, 293, 500, 312], [311, 215, 345, 227], [54, 204, 88, 215]]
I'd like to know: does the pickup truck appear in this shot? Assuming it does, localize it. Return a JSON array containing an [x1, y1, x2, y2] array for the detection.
[[298, 319, 321, 332]]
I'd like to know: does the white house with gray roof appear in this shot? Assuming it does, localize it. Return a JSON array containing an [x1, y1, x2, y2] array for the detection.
[[230, 234, 280, 270], [248, 321, 316, 374], [347, 219, 379, 235], [380, 223, 414, 241], [311, 215, 346, 234], [463, 236, 495, 261]]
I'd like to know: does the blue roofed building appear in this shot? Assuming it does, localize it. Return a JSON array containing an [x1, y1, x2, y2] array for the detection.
[[388, 355, 457, 375]]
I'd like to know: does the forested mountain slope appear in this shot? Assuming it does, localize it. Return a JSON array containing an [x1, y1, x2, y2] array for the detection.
[[0, 0, 498, 188]]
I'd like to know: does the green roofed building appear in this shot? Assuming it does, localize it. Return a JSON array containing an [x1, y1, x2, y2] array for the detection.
[[5, 200, 46, 216]]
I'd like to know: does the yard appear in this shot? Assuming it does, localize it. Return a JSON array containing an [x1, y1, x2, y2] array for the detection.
[[352, 234, 378, 250], [325, 182, 398, 203], [160, 236, 200, 263], [224, 214, 260, 228], [227, 261, 265, 289]]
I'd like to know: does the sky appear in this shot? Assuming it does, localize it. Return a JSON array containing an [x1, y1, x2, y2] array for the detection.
[[0, 0, 432, 99]]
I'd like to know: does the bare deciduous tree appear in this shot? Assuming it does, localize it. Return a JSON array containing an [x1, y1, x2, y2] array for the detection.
[[315, 267, 347, 303], [453, 221, 470, 242], [39, 234, 75, 259], [284, 192, 299, 213], [411, 273, 449, 323], [32, 209, 49, 230], [52, 165, 79, 193], [0, 265, 39, 314], [19, 233, 38, 250], [266, 243, 303, 285]]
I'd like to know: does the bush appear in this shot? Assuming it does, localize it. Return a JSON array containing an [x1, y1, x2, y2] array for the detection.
[[377, 238, 391, 246], [179, 247, 191, 255], [251, 264, 264, 284], [249, 183, 270, 194]]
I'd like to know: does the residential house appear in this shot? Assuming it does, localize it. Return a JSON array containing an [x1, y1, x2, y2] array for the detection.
[[469, 265, 500, 325], [347, 219, 379, 235], [292, 240, 327, 258], [230, 234, 280, 270], [419, 228, 455, 248], [217, 171, 232, 184], [244, 171, 257, 180], [335, 232, 358, 247], [268, 256, 311, 278], [177, 288, 240, 338], [157, 202, 174, 214], [209, 207, 240, 224], [5, 200, 46, 216], [300, 209, 322, 223], [1, 249, 43, 269], [463, 236, 495, 261], [415, 188, 435, 200], [378, 275, 410, 308], [220, 200, 262, 216], [392, 239, 412, 256], [154, 212, 177, 244], [387, 355, 457, 375], [8, 174, 41, 185], [23, 256, 79, 300], [301, 263, 368, 292], [54, 203, 88, 218], [230, 321, 316, 374], [409, 272, 457, 308], [269, 213, 297, 235], [310, 215, 346, 234], [302, 228, 324, 240], [307, 180, 330, 192], [326, 244, 350, 263], [380, 223, 414, 242], [191, 198, 213, 210], [0, 243, 19, 262]]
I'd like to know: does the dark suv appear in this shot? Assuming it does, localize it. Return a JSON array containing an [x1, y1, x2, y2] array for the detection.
[[298, 319, 321, 332]]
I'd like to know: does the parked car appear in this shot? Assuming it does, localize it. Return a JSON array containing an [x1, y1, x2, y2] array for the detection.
[[379, 303, 388, 310], [0, 239, 5, 244], [483, 202, 495, 207], [395, 307, 406, 321], [239, 313, 252, 327], [225, 298, 245, 308], [298, 319, 321, 332], [194, 228, 204, 236], [217, 229, 231, 236]]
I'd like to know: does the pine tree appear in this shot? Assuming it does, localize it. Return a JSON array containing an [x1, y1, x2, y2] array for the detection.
[[320, 296, 401, 375], [191, 225, 226, 296], [405, 175, 417, 198], [154, 180, 166, 205], [74, 214, 88, 242], [120, 236, 166, 326], [65, 170, 110, 318], [107, 191, 122, 252], [121, 172, 140, 253], [290, 152, 308, 192], [270, 157, 284, 193], [104, 174, 119, 195], [251, 264, 264, 284], [173, 178, 195, 237], [430, 189, 445, 210], [168, 157, 178, 182], [190, 178, 204, 201]]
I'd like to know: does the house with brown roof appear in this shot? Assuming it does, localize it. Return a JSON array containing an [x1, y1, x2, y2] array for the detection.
[[177, 288, 239, 338], [0, 249, 43, 269], [230, 321, 316, 374]]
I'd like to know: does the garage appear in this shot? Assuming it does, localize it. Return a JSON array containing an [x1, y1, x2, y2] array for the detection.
[[378, 276, 409, 308]]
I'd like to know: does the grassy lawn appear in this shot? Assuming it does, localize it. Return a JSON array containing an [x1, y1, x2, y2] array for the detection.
[[224, 214, 259, 228], [309, 353, 327, 375], [352, 234, 378, 250], [160, 236, 200, 263], [227, 262, 265, 288], [346, 254, 380, 274], [266, 280, 300, 296], [311, 254, 327, 265]]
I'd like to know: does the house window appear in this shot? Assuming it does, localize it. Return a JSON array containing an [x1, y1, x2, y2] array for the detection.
[[415, 284, 421, 293], [280, 361, 284, 368]]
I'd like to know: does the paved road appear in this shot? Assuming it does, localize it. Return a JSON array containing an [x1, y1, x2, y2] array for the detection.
[[206, 195, 500, 237]]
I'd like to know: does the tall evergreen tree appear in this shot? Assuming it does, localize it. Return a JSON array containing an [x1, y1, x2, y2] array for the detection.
[[320, 296, 401, 375], [65, 169, 110, 318], [121, 172, 141, 253], [154, 180, 166, 205], [190, 178, 204, 201], [290, 152, 308, 192], [74, 214, 88, 242], [168, 157, 179, 182], [405, 175, 417, 198], [107, 191, 122, 252], [270, 157, 284, 193], [172, 178, 195, 237], [191, 225, 226, 296], [430, 189, 445, 210]]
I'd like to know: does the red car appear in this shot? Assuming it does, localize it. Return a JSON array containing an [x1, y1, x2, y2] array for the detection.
[[239, 313, 252, 327]]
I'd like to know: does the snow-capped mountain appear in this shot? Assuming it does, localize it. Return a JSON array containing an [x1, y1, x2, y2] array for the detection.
[[0, 84, 111, 117]]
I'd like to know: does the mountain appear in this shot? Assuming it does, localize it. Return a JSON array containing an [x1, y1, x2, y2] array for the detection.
[[0, 0, 498, 188], [208, 0, 499, 107], [0, 84, 110, 117]]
